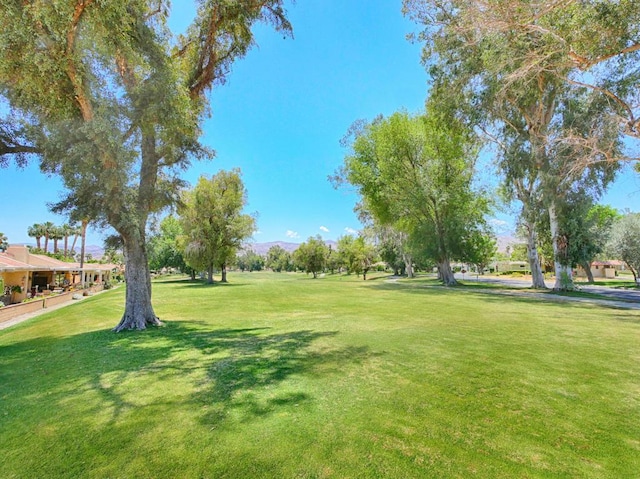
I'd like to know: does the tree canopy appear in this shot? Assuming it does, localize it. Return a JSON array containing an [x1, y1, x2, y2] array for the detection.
[[607, 213, 640, 284], [294, 236, 329, 279], [404, 0, 629, 289], [180, 169, 256, 283], [0, 1, 292, 330], [336, 105, 492, 285]]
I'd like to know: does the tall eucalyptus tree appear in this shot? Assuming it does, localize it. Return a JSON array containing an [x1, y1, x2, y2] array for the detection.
[[0, 1, 292, 330], [404, 0, 627, 289]]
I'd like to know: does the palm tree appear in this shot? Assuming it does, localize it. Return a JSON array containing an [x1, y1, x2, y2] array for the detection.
[[51, 226, 64, 253], [42, 221, 55, 253], [61, 224, 74, 257], [0, 232, 8, 252], [27, 223, 45, 250], [69, 224, 82, 256]]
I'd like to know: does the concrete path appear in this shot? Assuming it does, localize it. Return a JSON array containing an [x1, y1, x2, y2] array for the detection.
[[385, 273, 640, 311]]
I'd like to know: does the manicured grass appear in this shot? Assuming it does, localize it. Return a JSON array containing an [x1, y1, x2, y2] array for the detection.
[[1, 272, 639, 478]]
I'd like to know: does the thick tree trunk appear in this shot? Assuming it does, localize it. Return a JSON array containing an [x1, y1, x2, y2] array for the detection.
[[437, 259, 457, 286], [525, 222, 547, 289], [581, 260, 595, 284], [207, 263, 214, 283], [190, 270, 196, 280], [403, 253, 414, 278], [221, 263, 227, 283], [549, 203, 575, 291], [112, 236, 162, 332], [70, 234, 79, 256]]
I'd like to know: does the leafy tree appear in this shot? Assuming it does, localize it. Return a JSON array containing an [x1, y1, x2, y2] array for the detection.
[[266, 245, 292, 272], [464, 231, 497, 275], [336, 235, 378, 280], [0, 232, 8, 252], [0, 1, 292, 331], [509, 244, 529, 262], [147, 216, 187, 272], [405, 0, 625, 290], [180, 169, 256, 283], [371, 224, 413, 277], [236, 249, 265, 272], [608, 213, 640, 284], [336, 105, 491, 286], [294, 236, 329, 279]]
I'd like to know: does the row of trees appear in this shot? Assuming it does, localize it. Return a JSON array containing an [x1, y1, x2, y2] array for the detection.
[[395, 0, 640, 290], [26, 222, 85, 257], [333, 1, 639, 290]]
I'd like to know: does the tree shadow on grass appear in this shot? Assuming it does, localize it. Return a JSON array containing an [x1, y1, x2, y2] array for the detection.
[[0, 322, 374, 434], [154, 278, 246, 290]]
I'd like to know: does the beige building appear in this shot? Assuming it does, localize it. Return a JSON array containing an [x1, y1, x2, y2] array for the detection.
[[1, 245, 114, 304], [575, 260, 626, 279]]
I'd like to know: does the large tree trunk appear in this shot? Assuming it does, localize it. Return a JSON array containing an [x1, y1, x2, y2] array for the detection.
[[437, 258, 457, 286], [549, 202, 575, 291], [207, 263, 214, 283], [581, 260, 595, 284], [220, 263, 227, 283], [70, 234, 79, 255], [112, 235, 162, 332], [403, 253, 414, 278], [525, 221, 547, 289]]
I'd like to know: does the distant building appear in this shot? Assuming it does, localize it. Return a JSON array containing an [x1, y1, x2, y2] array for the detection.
[[575, 260, 626, 279]]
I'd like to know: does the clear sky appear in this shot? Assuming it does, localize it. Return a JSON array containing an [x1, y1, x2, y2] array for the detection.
[[1, 0, 639, 247]]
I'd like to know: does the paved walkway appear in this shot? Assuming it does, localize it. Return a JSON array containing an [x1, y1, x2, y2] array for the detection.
[[386, 274, 640, 311], [0, 289, 112, 331]]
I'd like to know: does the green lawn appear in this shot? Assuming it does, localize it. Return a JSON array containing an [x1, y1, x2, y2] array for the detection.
[[1, 272, 639, 478]]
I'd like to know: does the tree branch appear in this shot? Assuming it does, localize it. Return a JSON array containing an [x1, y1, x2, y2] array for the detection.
[[66, 0, 95, 121]]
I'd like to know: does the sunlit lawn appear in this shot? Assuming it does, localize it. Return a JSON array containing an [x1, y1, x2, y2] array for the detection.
[[1, 272, 639, 478]]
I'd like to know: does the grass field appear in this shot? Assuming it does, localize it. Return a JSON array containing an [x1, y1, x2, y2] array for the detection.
[[1, 272, 639, 478]]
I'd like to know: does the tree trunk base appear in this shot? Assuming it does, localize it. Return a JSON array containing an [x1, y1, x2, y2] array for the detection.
[[112, 314, 163, 333]]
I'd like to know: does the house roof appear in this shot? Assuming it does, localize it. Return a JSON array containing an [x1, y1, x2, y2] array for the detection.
[[0, 252, 37, 272], [592, 260, 625, 267], [27, 254, 79, 271], [1, 247, 116, 273]]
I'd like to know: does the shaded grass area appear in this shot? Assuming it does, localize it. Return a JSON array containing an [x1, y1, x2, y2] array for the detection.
[[1, 272, 639, 478]]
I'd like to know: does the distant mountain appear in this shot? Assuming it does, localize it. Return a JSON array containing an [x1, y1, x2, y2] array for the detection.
[[84, 245, 105, 259], [244, 240, 338, 256]]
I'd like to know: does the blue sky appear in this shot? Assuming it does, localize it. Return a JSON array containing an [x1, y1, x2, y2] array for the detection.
[[1, 0, 639, 247]]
